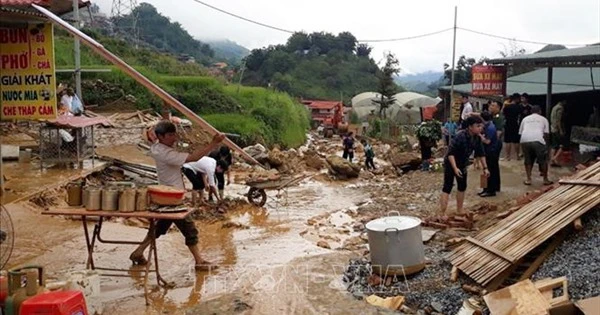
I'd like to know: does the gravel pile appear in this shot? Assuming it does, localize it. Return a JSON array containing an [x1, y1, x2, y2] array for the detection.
[[533, 208, 600, 300], [343, 245, 469, 314]]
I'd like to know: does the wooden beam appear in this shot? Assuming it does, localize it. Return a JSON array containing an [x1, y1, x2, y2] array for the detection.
[[465, 236, 517, 263], [558, 179, 600, 186]]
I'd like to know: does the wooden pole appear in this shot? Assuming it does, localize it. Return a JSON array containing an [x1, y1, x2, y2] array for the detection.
[[33, 4, 262, 166], [72, 0, 82, 100]]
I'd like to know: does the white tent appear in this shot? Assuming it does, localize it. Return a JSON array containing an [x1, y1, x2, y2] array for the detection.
[[351, 92, 379, 119], [351, 91, 440, 124], [385, 92, 440, 124]]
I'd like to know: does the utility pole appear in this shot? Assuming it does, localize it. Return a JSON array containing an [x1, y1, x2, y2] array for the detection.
[[449, 6, 458, 124], [73, 0, 82, 100]]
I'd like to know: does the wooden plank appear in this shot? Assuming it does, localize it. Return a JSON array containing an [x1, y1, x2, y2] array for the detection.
[[534, 277, 569, 306], [465, 236, 517, 263], [484, 280, 550, 315], [559, 179, 600, 186], [450, 266, 458, 282], [43, 207, 193, 220], [574, 218, 583, 230], [448, 162, 600, 285]]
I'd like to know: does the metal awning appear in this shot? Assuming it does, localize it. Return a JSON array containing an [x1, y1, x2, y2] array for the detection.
[[487, 45, 600, 67], [46, 116, 109, 128]]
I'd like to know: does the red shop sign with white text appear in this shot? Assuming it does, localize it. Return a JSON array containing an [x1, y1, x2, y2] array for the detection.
[[471, 65, 506, 96]]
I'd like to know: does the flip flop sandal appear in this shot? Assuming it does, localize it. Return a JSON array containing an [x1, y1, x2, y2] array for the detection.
[[129, 253, 148, 265], [523, 180, 532, 185]]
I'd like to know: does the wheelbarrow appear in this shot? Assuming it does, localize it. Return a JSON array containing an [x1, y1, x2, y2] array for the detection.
[[245, 174, 312, 207]]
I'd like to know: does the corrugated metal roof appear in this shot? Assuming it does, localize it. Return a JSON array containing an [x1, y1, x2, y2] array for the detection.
[[302, 100, 341, 110], [0, 0, 88, 15], [439, 67, 600, 96], [488, 45, 600, 65]]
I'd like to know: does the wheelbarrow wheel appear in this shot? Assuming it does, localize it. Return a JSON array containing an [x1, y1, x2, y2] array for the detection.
[[247, 187, 267, 207]]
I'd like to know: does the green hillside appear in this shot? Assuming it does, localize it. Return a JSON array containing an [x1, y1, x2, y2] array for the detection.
[[241, 32, 383, 102]]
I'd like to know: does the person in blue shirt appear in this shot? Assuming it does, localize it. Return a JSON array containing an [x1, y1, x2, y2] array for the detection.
[[479, 111, 501, 197], [440, 116, 489, 214], [442, 120, 458, 146]]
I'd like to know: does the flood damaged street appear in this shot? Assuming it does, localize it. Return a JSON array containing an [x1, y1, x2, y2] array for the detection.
[[4, 120, 594, 315]]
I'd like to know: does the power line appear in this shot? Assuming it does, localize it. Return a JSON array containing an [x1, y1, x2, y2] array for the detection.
[[188, 0, 453, 43], [189, 0, 294, 34], [360, 28, 453, 43], [188, 0, 591, 47], [458, 27, 588, 47]]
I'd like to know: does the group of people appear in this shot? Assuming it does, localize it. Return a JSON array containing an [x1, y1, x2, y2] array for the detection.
[[440, 93, 563, 214], [342, 131, 376, 170]]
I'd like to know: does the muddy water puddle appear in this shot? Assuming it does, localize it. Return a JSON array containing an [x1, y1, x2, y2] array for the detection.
[[7, 177, 366, 314]]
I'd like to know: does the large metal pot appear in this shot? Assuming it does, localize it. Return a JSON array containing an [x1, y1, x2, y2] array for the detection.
[[84, 187, 102, 211], [365, 214, 425, 276], [101, 188, 119, 211]]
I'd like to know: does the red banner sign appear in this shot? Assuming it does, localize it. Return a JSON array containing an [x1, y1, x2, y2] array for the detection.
[[471, 65, 506, 96]]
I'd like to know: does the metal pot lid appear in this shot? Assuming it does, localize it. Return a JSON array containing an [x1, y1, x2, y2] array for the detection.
[[365, 216, 421, 232]]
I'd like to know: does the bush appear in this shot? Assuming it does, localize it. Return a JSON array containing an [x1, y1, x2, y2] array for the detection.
[[223, 85, 309, 148]]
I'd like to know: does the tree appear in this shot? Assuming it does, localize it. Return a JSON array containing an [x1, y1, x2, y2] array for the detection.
[[337, 31, 357, 53], [372, 53, 400, 118], [443, 55, 488, 85], [356, 43, 372, 57], [310, 32, 337, 55], [286, 32, 311, 53]]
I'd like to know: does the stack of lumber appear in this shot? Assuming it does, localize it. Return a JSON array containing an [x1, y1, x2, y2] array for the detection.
[[100, 156, 157, 180], [448, 162, 600, 286]]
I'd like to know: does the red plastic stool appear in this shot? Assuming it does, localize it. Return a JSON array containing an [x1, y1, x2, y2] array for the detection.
[[19, 290, 88, 315]]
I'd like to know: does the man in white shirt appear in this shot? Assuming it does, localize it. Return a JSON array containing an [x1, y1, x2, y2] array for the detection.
[[460, 95, 473, 128], [519, 105, 552, 186], [130, 120, 225, 271], [182, 156, 222, 203]]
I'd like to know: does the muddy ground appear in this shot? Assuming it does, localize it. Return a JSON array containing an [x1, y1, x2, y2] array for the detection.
[[1, 121, 577, 314]]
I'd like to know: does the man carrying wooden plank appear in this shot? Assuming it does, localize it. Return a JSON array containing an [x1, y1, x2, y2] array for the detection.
[[130, 120, 225, 271], [440, 116, 489, 214]]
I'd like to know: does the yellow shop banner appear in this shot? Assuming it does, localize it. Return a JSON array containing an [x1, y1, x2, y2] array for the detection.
[[0, 23, 57, 120]]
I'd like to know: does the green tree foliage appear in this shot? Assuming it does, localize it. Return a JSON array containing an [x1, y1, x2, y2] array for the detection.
[[113, 3, 215, 65], [241, 31, 380, 102], [372, 53, 401, 118], [443, 55, 488, 85]]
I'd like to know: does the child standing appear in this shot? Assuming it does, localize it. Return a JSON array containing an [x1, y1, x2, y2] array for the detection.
[[361, 139, 376, 170]]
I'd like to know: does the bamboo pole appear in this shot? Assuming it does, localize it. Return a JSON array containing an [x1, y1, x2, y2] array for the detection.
[[33, 4, 262, 167]]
